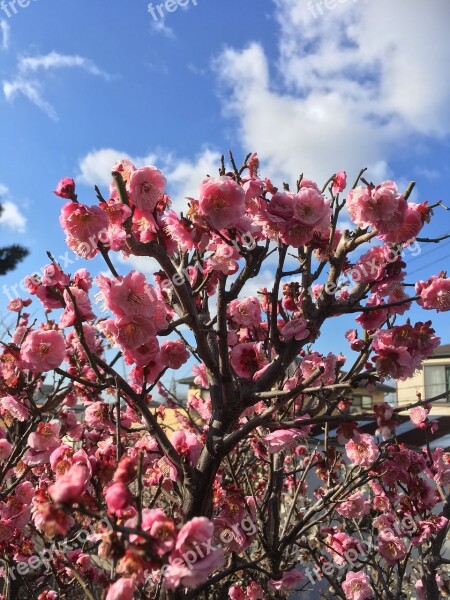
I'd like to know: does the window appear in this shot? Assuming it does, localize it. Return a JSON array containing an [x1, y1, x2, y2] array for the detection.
[[424, 365, 450, 401], [353, 394, 372, 409]]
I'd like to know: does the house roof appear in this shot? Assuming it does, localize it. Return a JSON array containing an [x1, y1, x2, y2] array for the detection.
[[178, 375, 396, 393], [429, 344, 450, 358], [178, 375, 198, 386], [370, 382, 396, 393], [311, 415, 450, 452]]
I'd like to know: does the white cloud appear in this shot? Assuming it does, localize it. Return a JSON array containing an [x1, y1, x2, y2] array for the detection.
[[78, 149, 136, 187], [3, 52, 110, 119], [213, 0, 450, 186], [0, 20, 10, 51], [116, 253, 160, 276], [150, 19, 175, 38], [0, 185, 27, 233], [3, 78, 58, 120], [239, 269, 276, 299], [17, 52, 110, 79], [0, 201, 27, 233], [77, 147, 221, 213]]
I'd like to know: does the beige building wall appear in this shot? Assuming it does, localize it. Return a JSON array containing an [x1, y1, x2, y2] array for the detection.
[[364, 389, 386, 405], [397, 369, 424, 406], [397, 357, 450, 410]]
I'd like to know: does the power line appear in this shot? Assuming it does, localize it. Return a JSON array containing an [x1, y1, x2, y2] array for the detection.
[[407, 251, 450, 277]]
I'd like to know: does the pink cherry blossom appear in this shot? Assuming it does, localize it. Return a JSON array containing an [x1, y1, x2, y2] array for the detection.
[[193, 363, 208, 388], [7, 297, 31, 312], [48, 464, 91, 504], [96, 271, 158, 319], [345, 433, 379, 467], [111, 158, 136, 184], [410, 406, 428, 427], [267, 191, 295, 221], [164, 517, 225, 589], [342, 571, 373, 600], [372, 323, 440, 380], [206, 240, 240, 275], [230, 342, 269, 380], [130, 508, 176, 555], [300, 351, 339, 385], [60, 287, 95, 328], [34, 284, 65, 310], [228, 585, 246, 600], [332, 170, 347, 194], [20, 329, 66, 373], [28, 421, 61, 452], [198, 176, 246, 230], [0, 439, 12, 461], [54, 177, 76, 200], [127, 165, 166, 213], [380, 203, 424, 243], [378, 531, 407, 565], [293, 187, 327, 225], [160, 340, 190, 369], [355, 296, 389, 331], [85, 402, 114, 431], [73, 268, 93, 290], [163, 211, 195, 251], [430, 449, 450, 487], [105, 577, 135, 600], [212, 515, 252, 553], [415, 579, 425, 600], [40, 263, 70, 287], [370, 181, 407, 233], [50, 444, 74, 474], [346, 186, 373, 228], [268, 569, 306, 592], [227, 297, 262, 327], [246, 581, 264, 599], [263, 429, 304, 453], [172, 430, 202, 466], [129, 358, 164, 389], [0, 396, 29, 422], [350, 245, 393, 284], [123, 337, 160, 367], [345, 329, 365, 352], [336, 491, 370, 518], [115, 315, 158, 350], [59, 202, 109, 243], [416, 274, 450, 311], [105, 483, 134, 514], [347, 181, 407, 235], [280, 317, 310, 341]]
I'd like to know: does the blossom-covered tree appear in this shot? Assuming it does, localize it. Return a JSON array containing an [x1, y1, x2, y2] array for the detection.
[[1, 154, 450, 600]]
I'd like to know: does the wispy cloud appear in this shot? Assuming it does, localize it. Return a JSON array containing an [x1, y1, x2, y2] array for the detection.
[[17, 52, 110, 79], [150, 19, 175, 38], [0, 20, 10, 51], [3, 51, 110, 119]]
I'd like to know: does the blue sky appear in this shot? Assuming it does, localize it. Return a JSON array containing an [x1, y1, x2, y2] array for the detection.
[[0, 0, 449, 385]]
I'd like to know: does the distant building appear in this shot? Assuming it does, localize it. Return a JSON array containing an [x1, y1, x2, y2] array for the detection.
[[350, 380, 396, 411], [178, 375, 396, 412], [397, 343, 450, 407]]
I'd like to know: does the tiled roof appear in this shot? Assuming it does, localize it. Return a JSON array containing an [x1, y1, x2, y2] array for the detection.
[[312, 415, 450, 451], [430, 344, 450, 358], [178, 375, 396, 393]]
